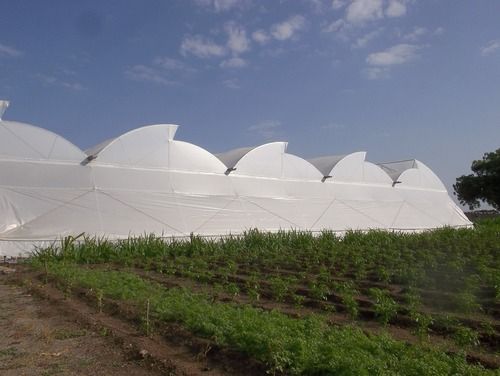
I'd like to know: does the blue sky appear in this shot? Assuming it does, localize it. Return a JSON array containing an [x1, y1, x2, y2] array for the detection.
[[1, 0, 499, 203]]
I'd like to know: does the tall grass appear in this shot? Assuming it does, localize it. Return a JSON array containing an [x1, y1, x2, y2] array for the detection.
[[32, 221, 500, 295]]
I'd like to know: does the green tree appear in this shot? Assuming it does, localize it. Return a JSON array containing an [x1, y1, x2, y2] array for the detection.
[[453, 149, 500, 210]]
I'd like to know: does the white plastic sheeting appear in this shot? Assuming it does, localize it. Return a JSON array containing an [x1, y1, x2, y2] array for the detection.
[[0, 109, 472, 256]]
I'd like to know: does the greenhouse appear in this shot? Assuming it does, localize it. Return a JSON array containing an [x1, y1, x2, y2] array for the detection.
[[0, 101, 471, 257]]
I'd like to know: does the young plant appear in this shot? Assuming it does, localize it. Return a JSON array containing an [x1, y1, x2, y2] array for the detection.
[[309, 281, 331, 302], [269, 276, 291, 302], [245, 274, 261, 302], [224, 282, 240, 298], [334, 281, 359, 320], [375, 265, 391, 284], [95, 288, 104, 313], [410, 311, 433, 341], [404, 288, 422, 311], [369, 288, 398, 326], [453, 291, 481, 314], [141, 298, 152, 337], [453, 325, 480, 348], [292, 293, 305, 308]]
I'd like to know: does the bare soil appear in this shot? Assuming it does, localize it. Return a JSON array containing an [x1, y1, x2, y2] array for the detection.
[[0, 275, 160, 375], [0, 266, 262, 376]]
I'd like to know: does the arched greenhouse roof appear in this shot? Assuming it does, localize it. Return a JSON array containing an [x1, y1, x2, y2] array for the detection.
[[0, 119, 86, 162], [85, 124, 226, 173], [218, 142, 323, 180]]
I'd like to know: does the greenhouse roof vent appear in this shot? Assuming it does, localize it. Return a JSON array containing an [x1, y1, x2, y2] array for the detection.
[[0, 100, 9, 121]]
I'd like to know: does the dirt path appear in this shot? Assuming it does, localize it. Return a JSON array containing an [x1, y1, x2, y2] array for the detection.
[[0, 275, 163, 376], [0, 266, 260, 376]]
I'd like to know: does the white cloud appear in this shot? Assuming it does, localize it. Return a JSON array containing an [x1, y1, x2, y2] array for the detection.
[[332, 0, 347, 10], [335, 0, 409, 30], [271, 15, 306, 41], [248, 120, 281, 140], [194, 0, 247, 12], [401, 26, 443, 42], [433, 27, 445, 36], [180, 35, 226, 58], [346, 0, 384, 24], [0, 43, 23, 58], [252, 29, 270, 44], [220, 57, 247, 68], [322, 19, 346, 33], [353, 28, 382, 48], [214, 0, 242, 11], [385, 0, 406, 18], [481, 40, 500, 57], [180, 24, 250, 68], [222, 78, 241, 89], [363, 66, 389, 79], [306, 0, 325, 13], [61, 82, 85, 91], [321, 122, 346, 130], [36, 74, 85, 91], [403, 26, 427, 41], [366, 43, 419, 66], [153, 57, 190, 71], [261, 47, 286, 58], [125, 65, 173, 86], [225, 23, 250, 54], [125, 57, 194, 85], [364, 43, 419, 79], [250, 15, 307, 47]]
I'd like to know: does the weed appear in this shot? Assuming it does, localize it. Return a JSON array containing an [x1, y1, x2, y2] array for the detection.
[[95, 288, 104, 313], [99, 327, 110, 337], [0, 347, 18, 357], [53, 328, 87, 340]]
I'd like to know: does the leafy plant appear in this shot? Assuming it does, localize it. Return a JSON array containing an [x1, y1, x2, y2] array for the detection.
[[453, 325, 480, 348], [410, 311, 433, 341], [245, 274, 261, 302], [291, 293, 305, 308], [334, 281, 359, 319], [309, 281, 331, 301], [269, 276, 295, 302], [224, 282, 240, 298], [453, 287, 481, 314], [369, 288, 398, 325]]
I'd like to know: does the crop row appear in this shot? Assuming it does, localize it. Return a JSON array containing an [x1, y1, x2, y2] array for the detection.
[[35, 219, 500, 301], [141, 256, 498, 316], [32, 261, 495, 375], [124, 264, 499, 351]]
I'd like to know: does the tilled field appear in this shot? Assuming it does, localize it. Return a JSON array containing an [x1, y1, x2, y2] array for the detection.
[[2, 219, 499, 375], [1, 268, 260, 376], [0, 272, 165, 376]]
